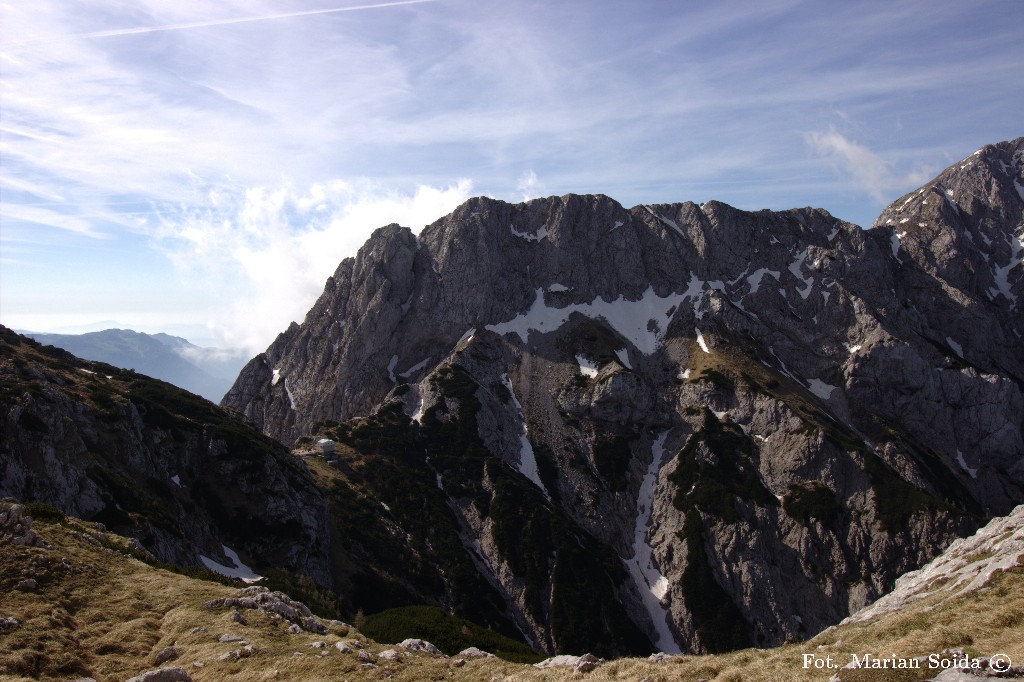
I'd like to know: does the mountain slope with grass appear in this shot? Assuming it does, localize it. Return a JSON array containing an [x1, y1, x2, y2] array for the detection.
[[2, 499, 1021, 681], [0, 327, 331, 588]]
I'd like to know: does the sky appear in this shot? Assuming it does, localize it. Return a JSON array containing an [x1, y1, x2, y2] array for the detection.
[[1, 0, 1021, 354]]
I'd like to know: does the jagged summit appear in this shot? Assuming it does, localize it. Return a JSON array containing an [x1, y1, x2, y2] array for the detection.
[[214, 138, 1024, 654], [873, 137, 1024, 316]]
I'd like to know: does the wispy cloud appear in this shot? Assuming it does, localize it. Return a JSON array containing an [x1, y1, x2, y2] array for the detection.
[[806, 128, 935, 204], [516, 171, 544, 201], [1, 0, 1021, 348], [2, 0, 437, 45], [154, 178, 472, 354], [0, 203, 113, 239]]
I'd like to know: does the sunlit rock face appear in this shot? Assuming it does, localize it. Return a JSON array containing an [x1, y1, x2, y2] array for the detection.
[[222, 138, 1023, 654]]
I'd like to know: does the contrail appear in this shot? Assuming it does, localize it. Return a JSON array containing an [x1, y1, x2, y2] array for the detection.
[[3, 0, 436, 45]]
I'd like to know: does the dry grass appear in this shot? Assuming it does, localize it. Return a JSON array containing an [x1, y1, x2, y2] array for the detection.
[[2, 516, 1022, 682]]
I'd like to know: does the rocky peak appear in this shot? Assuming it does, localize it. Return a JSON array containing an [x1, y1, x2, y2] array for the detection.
[[219, 138, 1023, 655]]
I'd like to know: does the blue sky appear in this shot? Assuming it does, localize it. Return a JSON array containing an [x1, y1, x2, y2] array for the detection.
[[1, 0, 1021, 353]]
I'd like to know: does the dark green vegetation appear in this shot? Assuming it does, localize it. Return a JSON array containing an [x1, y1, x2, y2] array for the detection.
[[666, 408, 767, 652], [0, 325, 325, 588], [694, 343, 983, 533], [669, 408, 777, 523], [591, 428, 637, 492], [323, 395, 513, 634], [319, 362, 653, 658], [680, 510, 751, 653], [861, 451, 977, 532], [361, 605, 544, 663], [783, 482, 841, 526]]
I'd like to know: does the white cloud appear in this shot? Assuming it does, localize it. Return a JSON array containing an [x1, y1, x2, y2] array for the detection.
[[517, 170, 544, 201], [156, 178, 472, 355], [0, 203, 113, 239], [806, 128, 934, 203]]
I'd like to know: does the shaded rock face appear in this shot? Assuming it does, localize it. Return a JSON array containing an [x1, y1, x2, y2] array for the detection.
[[223, 139, 1023, 654], [0, 329, 331, 586], [842, 503, 1024, 626]]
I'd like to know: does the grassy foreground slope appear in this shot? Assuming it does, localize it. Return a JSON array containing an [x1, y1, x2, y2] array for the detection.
[[2, 503, 1022, 681]]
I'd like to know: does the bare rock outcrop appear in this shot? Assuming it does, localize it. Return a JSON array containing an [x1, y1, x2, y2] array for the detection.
[[220, 138, 1023, 655]]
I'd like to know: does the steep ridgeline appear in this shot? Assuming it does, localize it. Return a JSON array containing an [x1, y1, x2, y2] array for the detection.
[[224, 138, 1024, 655], [0, 327, 331, 589]]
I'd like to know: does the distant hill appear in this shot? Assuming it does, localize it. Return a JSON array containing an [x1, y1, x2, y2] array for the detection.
[[19, 328, 246, 401]]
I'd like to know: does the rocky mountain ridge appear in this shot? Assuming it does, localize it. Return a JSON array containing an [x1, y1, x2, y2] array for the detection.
[[223, 137, 1024, 654]]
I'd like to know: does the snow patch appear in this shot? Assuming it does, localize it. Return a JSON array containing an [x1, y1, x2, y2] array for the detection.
[[986, 228, 1023, 308], [624, 432, 680, 653], [501, 375, 548, 498], [807, 378, 837, 400], [576, 354, 599, 378], [387, 354, 398, 383], [170, 475, 181, 487], [679, 368, 691, 380], [487, 285, 696, 355], [956, 450, 978, 479], [695, 329, 710, 353], [890, 233, 903, 264], [271, 368, 281, 386], [547, 283, 570, 292], [746, 268, 781, 295], [614, 348, 632, 369], [827, 226, 840, 241], [942, 188, 958, 210], [400, 293, 413, 315], [200, 545, 263, 583], [645, 206, 686, 237], [844, 343, 863, 355], [610, 220, 624, 231], [788, 250, 815, 299], [284, 378, 297, 410], [412, 390, 428, 424], [458, 328, 476, 344], [946, 337, 964, 358], [510, 223, 549, 242], [399, 357, 431, 379]]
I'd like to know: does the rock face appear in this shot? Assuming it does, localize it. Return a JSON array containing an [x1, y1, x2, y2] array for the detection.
[[0, 329, 331, 585], [222, 138, 1023, 655], [842, 503, 1024, 626]]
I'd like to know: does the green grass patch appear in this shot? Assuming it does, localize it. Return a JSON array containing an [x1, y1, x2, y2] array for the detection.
[[669, 409, 777, 523], [783, 482, 841, 525]]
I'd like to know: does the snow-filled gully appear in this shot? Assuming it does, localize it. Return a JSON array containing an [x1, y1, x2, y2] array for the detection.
[[625, 431, 680, 653]]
